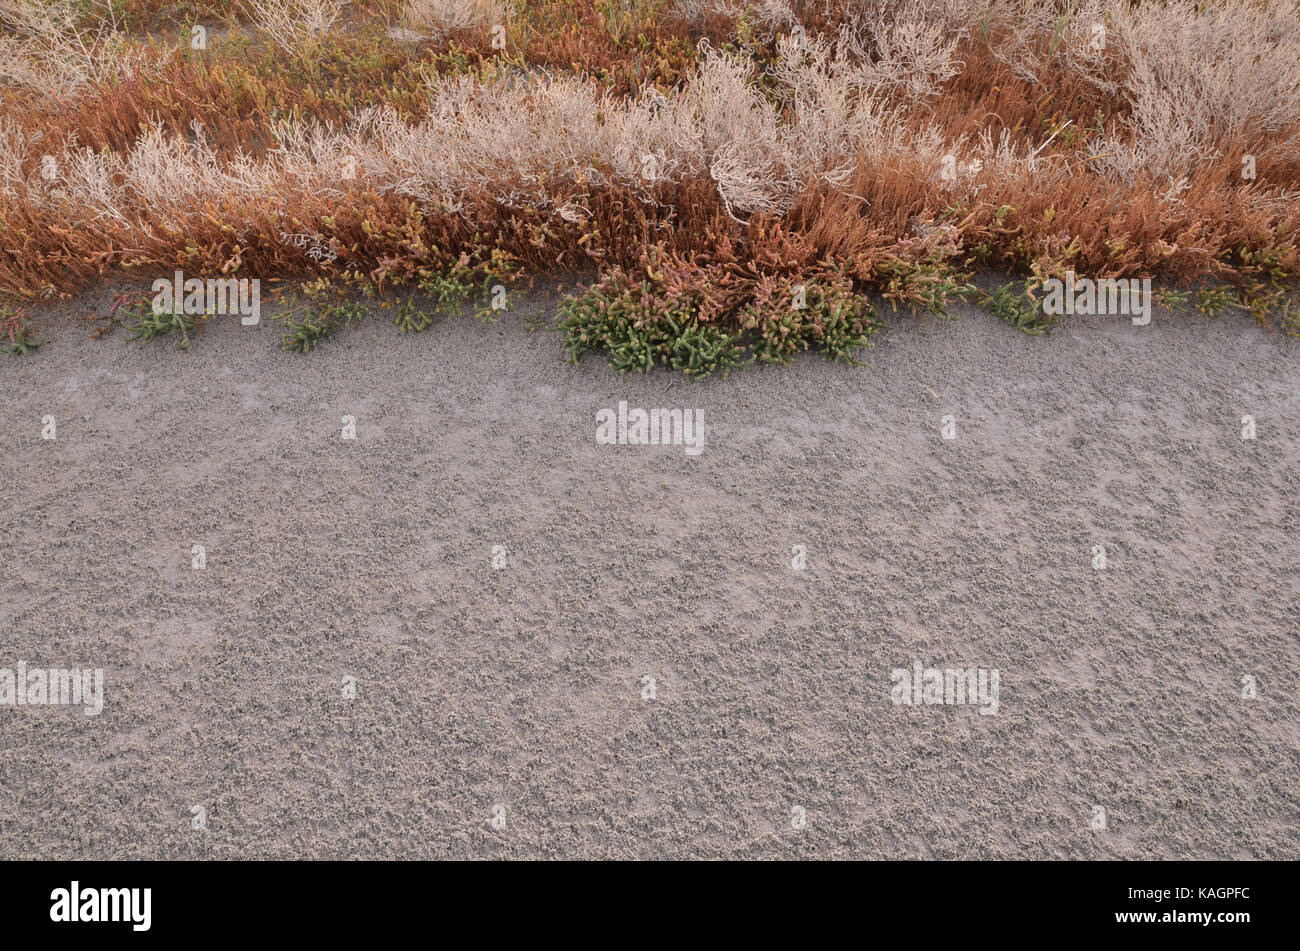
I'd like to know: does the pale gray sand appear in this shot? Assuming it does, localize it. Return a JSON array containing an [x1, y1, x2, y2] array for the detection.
[[1, 288, 1297, 859]]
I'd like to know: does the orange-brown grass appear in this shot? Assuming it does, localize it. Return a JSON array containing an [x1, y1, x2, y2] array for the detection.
[[7, 29, 434, 160], [404, 0, 737, 94], [5, 2, 728, 164], [933, 34, 1125, 145], [3, 0, 1298, 338]]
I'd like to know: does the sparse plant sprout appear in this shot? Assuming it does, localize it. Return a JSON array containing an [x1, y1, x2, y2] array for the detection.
[[124, 300, 198, 350], [2, 306, 41, 355], [419, 271, 475, 310], [1153, 287, 1190, 311], [974, 282, 1054, 336], [1194, 286, 1240, 319], [282, 303, 362, 352], [559, 253, 878, 377], [280, 278, 364, 353], [392, 294, 432, 333], [1280, 297, 1300, 338]]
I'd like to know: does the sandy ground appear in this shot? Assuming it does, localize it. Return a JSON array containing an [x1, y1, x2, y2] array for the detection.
[[1, 287, 1297, 860]]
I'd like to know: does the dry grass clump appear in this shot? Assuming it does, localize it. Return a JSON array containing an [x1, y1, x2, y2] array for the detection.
[[674, 0, 796, 27], [397, 0, 505, 40], [1088, 0, 1300, 183], [0, 0, 150, 99], [238, 0, 349, 55]]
